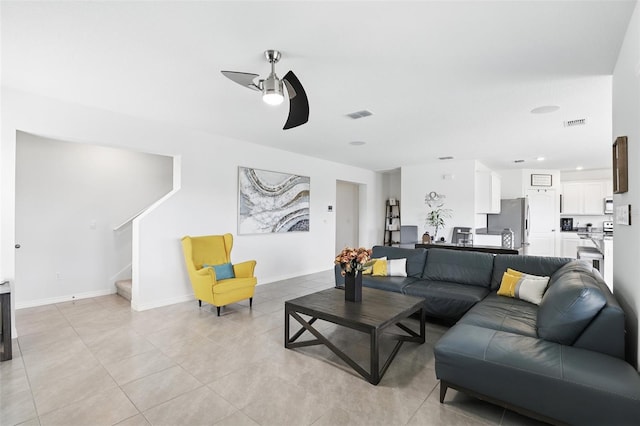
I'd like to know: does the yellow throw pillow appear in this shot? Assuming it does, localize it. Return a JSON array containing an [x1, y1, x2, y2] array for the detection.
[[363, 257, 386, 275], [497, 269, 549, 305], [372, 258, 407, 277]]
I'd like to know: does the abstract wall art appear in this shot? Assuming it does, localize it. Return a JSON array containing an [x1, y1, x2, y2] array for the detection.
[[238, 167, 310, 234]]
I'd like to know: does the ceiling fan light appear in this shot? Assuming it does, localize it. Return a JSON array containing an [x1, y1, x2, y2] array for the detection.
[[262, 74, 284, 105]]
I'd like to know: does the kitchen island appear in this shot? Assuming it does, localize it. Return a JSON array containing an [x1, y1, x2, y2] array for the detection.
[[414, 243, 520, 255]]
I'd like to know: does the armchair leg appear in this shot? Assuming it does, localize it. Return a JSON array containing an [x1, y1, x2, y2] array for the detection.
[[216, 306, 221, 316], [250, 297, 253, 309], [198, 300, 202, 308]]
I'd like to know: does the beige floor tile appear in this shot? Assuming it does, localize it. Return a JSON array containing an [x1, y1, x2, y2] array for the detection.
[[0, 365, 31, 397], [121, 365, 202, 411], [103, 349, 176, 385], [407, 397, 495, 426], [22, 340, 101, 387], [214, 410, 260, 426], [32, 364, 118, 415], [143, 386, 236, 425], [15, 416, 41, 426], [430, 386, 505, 424], [115, 414, 151, 426], [0, 388, 38, 426], [38, 386, 139, 426], [85, 328, 156, 364], [16, 314, 70, 337], [17, 325, 81, 353]]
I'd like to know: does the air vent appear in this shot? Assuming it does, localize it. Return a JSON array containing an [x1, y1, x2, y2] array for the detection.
[[564, 118, 586, 127], [438, 156, 454, 160], [514, 160, 525, 163], [346, 110, 373, 119]]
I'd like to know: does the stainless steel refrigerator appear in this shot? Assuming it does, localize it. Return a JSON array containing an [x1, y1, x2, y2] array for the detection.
[[487, 198, 529, 254]]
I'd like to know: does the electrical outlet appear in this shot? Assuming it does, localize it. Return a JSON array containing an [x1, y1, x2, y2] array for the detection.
[[56, 272, 62, 280]]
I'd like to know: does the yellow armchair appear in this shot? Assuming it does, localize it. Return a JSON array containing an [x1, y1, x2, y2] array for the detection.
[[181, 234, 257, 316]]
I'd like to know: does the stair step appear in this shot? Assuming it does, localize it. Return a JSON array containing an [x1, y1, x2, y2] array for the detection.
[[115, 279, 132, 301]]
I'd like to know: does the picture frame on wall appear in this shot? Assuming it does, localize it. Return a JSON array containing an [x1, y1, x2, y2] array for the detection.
[[237, 167, 310, 234], [531, 174, 552, 187]]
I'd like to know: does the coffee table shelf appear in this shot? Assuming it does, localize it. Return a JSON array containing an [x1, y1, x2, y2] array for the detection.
[[285, 287, 425, 385]]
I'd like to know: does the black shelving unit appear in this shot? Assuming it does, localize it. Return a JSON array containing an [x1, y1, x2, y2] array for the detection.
[[384, 199, 400, 246]]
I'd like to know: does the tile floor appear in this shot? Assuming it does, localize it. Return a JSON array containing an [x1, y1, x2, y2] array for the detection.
[[1, 270, 545, 426]]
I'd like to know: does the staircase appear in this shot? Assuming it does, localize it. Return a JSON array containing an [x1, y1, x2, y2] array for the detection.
[[115, 279, 132, 301]]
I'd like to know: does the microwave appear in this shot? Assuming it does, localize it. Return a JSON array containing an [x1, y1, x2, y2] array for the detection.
[[604, 197, 613, 215]]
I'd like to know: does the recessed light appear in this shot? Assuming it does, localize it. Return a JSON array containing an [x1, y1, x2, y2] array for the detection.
[[531, 105, 560, 114], [438, 156, 454, 160], [349, 141, 366, 146], [576, 166, 584, 170], [536, 156, 545, 161]]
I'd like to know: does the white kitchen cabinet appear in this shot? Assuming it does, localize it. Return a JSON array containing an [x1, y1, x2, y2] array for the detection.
[[560, 232, 596, 259], [561, 181, 607, 215], [475, 171, 501, 214]]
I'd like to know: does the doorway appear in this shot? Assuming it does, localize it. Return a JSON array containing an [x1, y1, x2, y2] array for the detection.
[[335, 181, 360, 253], [526, 188, 557, 256]]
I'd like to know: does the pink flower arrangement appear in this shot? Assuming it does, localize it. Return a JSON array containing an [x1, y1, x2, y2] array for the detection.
[[335, 247, 373, 275]]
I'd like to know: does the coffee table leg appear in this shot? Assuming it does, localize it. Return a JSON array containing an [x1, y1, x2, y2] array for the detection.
[[284, 306, 290, 348], [370, 329, 380, 385]]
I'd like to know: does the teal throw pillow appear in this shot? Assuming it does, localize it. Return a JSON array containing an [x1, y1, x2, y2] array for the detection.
[[203, 263, 235, 280]]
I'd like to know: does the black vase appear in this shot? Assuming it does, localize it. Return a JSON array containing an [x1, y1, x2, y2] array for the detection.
[[344, 271, 362, 302]]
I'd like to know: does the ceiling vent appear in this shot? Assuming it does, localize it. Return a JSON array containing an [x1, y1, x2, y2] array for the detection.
[[564, 118, 586, 127], [346, 110, 373, 119], [514, 159, 525, 163], [438, 156, 454, 160]]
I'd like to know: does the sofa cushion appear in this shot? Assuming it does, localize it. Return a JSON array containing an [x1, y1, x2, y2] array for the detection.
[[459, 293, 538, 337], [491, 254, 571, 291], [403, 280, 489, 320], [371, 246, 427, 278], [422, 249, 494, 288], [537, 270, 607, 345], [362, 276, 418, 293]]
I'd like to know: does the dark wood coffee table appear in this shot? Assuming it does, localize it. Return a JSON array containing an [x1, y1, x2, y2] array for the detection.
[[285, 287, 425, 385]]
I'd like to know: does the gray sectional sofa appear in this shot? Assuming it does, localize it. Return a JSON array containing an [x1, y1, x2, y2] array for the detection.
[[334, 245, 640, 425]]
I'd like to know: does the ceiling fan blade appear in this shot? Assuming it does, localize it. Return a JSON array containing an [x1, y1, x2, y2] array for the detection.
[[282, 71, 309, 130], [221, 71, 260, 91]]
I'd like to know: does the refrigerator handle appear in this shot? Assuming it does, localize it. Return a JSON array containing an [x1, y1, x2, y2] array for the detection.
[[526, 204, 530, 237], [560, 194, 563, 213]]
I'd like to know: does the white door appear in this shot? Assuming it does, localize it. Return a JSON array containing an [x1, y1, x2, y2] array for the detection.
[[335, 181, 360, 253], [526, 189, 557, 256]]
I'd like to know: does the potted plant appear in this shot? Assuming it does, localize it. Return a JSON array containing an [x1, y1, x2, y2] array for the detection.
[[425, 191, 452, 241]]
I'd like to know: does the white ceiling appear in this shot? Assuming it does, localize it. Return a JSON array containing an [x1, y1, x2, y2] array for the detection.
[[2, 1, 636, 172]]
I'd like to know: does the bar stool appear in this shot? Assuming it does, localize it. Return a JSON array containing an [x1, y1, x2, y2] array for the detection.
[[577, 246, 604, 277]]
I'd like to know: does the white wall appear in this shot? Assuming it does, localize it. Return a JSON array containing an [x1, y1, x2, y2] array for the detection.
[[612, 1, 640, 368], [1, 89, 384, 318], [14, 132, 173, 307], [401, 160, 477, 242]]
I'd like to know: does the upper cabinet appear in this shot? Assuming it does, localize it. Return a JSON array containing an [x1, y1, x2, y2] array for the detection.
[[561, 180, 611, 215], [475, 171, 501, 214]]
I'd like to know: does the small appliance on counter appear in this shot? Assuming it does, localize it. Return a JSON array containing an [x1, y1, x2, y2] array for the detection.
[[561, 217, 574, 231], [603, 221, 614, 236]]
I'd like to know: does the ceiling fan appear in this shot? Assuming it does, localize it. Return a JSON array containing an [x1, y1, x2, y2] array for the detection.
[[221, 50, 309, 130]]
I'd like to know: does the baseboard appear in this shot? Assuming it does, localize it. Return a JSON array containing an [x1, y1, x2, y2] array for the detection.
[[15, 288, 116, 309]]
